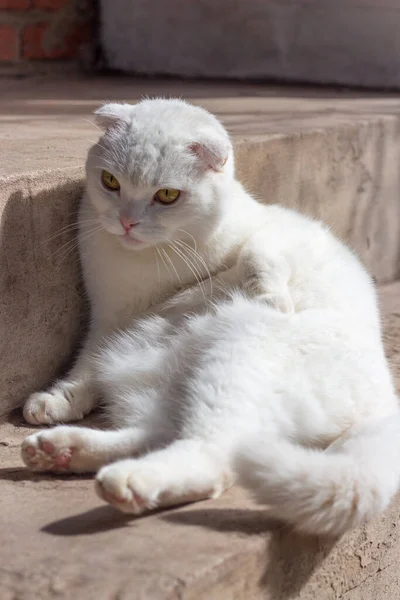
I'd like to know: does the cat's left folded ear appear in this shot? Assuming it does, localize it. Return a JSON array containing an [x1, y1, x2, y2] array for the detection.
[[189, 132, 232, 172]]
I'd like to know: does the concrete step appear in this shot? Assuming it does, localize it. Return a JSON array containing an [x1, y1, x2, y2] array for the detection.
[[1, 74, 400, 599]]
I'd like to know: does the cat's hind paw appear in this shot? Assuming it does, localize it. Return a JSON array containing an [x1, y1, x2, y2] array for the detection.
[[95, 461, 158, 514], [21, 426, 99, 473]]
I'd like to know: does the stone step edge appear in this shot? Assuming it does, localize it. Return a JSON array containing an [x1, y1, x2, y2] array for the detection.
[[2, 113, 400, 284]]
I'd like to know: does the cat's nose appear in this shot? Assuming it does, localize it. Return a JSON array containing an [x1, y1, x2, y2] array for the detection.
[[120, 216, 139, 232]]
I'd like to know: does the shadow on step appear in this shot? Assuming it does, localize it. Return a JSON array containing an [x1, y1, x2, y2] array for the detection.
[[42, 505, 133, 536], [0, 178, 87, 418], [164, 506, 279, 535], [261, 527, 335, 600], [165, 508, 335, 599], [0, 466, 92, 483]]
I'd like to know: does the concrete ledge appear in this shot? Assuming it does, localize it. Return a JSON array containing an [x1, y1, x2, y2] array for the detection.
[[0, 169, 85, 416], [235, 118, 400, 284]]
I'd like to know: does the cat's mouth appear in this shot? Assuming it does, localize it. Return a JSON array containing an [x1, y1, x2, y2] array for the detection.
[[118, 232, 149, 250]]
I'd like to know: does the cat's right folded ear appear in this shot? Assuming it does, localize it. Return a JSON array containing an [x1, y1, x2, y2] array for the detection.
[[94, 103, 132, 131]]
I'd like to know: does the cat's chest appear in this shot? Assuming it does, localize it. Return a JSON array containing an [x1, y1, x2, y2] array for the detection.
[[81, 230, 233, 327], [83, 241, 173, 325]]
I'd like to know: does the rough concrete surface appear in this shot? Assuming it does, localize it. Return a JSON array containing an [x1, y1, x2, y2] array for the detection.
[[0, 169, 85, 417], [1, 76, 400, 416], [99, 0, 400, 88], [1, 283, 400, 600], [3, 75, 400, 177]]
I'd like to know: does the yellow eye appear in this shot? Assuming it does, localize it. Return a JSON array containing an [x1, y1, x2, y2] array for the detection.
[[155, 188, 180, 204], [102, 170, 120, 191]]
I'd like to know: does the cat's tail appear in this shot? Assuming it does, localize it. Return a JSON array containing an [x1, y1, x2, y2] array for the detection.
[[234, 415, 400, 536]]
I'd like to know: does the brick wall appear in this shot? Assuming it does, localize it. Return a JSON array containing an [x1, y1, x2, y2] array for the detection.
[[0, 0, 95, 63]]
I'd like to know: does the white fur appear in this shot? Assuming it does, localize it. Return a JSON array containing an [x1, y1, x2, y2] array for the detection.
[[22, 99, 400, 536]]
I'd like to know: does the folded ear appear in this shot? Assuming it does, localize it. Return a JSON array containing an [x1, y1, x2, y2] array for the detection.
[[94, 103, 132, 131], [189, 132, 232, 172]]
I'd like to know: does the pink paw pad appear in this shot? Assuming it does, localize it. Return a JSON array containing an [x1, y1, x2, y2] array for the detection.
[[99, 486, 145, 509], [26, 446, 36, 457], [41, 441, 54, 454], [132, 491, 145, 509], [55, 452, 72, 467], [101, 490, 122, 505]]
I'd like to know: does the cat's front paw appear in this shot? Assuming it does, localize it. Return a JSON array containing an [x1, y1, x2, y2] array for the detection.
[[95, 461, 159, 514], [242, 272, 264, 298], [21, 426, 94, 473], [23, 382, 92, 425], [23, 391, 69, 425], [259, 291, 294, 314], [243, 274, 294, 313]]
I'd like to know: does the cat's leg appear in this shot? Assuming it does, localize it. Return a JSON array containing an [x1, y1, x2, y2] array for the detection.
[[23, 324, 104, 425], [96, 298, 275, 513], [237, 238, 294, 313], [95, 439, 232, 513], [21, 425, 157, 473]]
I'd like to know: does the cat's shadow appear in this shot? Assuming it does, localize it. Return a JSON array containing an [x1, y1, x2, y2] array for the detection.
[[0, 466, 93, 483], [41, 501, 335, 598], [42, 505, 133, 535], [163, 506, 279, 535]]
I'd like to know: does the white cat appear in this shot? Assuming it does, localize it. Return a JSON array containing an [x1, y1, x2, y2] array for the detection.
[[21, 99, 400, 536]]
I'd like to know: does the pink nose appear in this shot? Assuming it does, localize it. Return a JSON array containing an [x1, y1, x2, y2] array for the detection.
[[120, 216, 139, 232]]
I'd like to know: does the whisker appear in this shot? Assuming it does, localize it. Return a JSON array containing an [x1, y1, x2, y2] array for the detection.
[[36, 218, 99, 248], [163, 247, 184, 289], [81, 118, 104, 133], [174, 239, 213, 298], [173, 240, 208, 285], [37, 227, 79, 248], [177, 229, 198, 252], [82, 138, 120, 164], [54, 224, 102, 259], [157, 247, 174, 285], [169, 242, 206, 299], [53, 236, 81, 258], [175, 237, 203, 266], [154, 249, 161, 287], [56, 226, 103, 266], [56, 243, 80, 266], [86, 139, 109, 152]]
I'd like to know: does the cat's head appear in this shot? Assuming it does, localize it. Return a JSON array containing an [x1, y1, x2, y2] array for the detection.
[[85, 98, 234, 250]]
